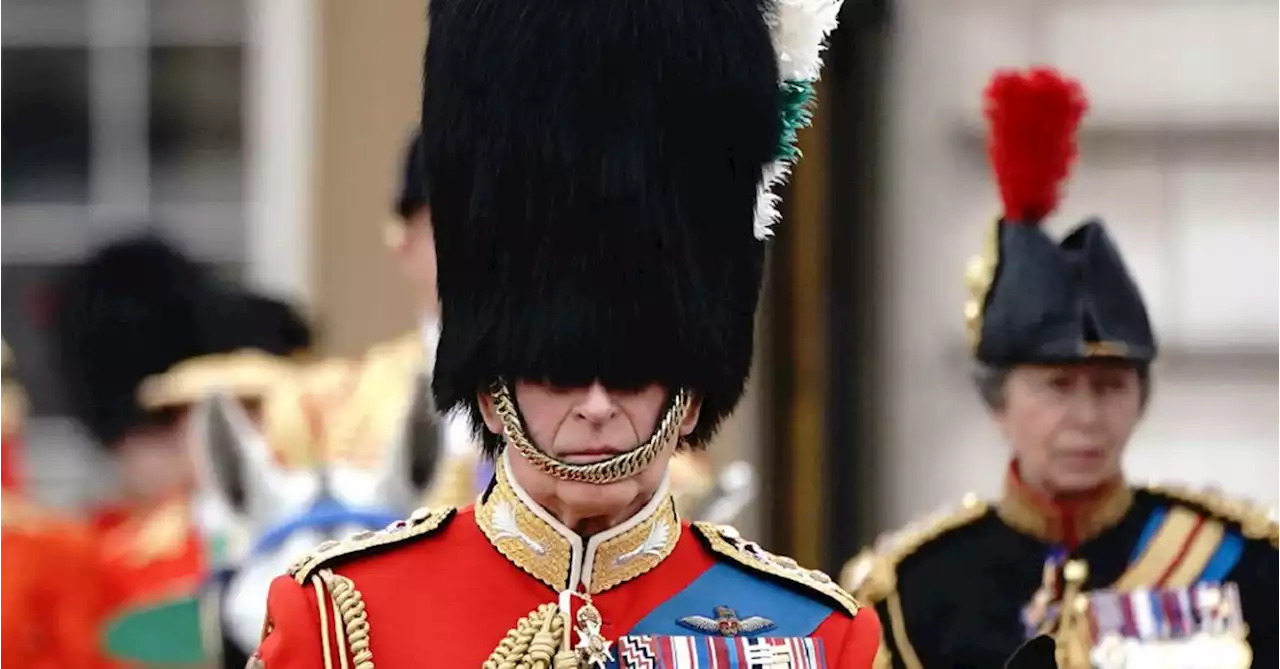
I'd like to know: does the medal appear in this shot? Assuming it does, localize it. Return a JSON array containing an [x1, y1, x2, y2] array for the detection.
[[573, 597, 614, 669]]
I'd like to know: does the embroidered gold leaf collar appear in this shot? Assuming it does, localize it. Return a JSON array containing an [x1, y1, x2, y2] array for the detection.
[[475, 451, 681, 594]]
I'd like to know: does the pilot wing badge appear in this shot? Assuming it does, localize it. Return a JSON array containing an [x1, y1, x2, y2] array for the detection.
[[678, 606, 777, 637]]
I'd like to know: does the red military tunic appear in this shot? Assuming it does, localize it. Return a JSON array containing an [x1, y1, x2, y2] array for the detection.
[[2, 492, 113, 669], [91, 495, 207, 613], [256, 454, 880, 667]]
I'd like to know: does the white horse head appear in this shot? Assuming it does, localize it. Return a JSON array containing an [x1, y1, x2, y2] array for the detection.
[[190, 367, 444, 655]]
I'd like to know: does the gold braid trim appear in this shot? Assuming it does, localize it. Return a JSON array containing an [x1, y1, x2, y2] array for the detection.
[[963, 217, 1000, 351], [291, 507, 456, 584], [315, 570, 375, 669], [840, 494, 989, 604], [692, 522, 860, 617], [483, 602, 579, 669], [1144, 483, 1279, 548]]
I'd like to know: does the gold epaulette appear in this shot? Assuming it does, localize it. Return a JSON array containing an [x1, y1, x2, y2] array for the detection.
[[692, 522, 861, 617], [1143, 483, 1278, 548], [840, 494, 990, 604], [289, 506, 455, 584]]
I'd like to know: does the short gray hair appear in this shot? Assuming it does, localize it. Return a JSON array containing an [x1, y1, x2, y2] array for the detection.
[[971, 362, 1152, 411]]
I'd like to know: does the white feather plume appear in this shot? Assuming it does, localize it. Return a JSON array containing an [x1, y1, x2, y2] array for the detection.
[[750, 0, 842, 240], [767, 0, 845, 82], [753, 160, 793, 240]]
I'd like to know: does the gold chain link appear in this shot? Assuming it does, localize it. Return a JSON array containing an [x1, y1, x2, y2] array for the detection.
[[491, 380, 689, 485]]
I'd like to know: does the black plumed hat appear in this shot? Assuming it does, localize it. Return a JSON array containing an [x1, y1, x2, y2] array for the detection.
[[220, 293, 313, 357], [424, 0, 846, 446], [967, 68, 1157, 366]]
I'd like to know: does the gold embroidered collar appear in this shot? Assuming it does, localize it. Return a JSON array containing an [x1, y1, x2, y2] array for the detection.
[[476, 450, 681, 594], [997, 462, 1132, 547]]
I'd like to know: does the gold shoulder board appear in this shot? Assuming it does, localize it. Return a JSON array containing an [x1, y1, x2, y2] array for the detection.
[[1144, 483, 1278, 548], [692, 521, 860, 617], [289, 506, 455, 584], [840, 494, 990, 604]]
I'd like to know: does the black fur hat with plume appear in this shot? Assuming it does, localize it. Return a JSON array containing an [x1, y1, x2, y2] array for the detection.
[[424, 0, 847, 448]]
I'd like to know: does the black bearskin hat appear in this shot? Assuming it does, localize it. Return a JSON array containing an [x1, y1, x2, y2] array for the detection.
[[53, 234, 236, 446], [221, 293, 313, 358], [967, 68, 1156, 366], [394, 130, 427, 222], [424, 0, 846, 449]]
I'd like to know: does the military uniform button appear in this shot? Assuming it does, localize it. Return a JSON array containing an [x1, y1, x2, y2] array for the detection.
[[410, 507, 433, 523]]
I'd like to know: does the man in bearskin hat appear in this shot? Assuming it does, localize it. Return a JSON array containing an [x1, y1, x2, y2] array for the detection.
[[841, 68, 1277, 669], [53, 233, 312, 632], [319, 130, 482, 515], [247, 0, 893, 663]]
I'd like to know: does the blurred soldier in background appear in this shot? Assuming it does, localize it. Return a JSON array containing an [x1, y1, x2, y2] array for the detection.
[[326, 130, 481, 510], [52, 233, 312, 652], [2, 341, 112, 669], [842, 68, 1278, 669]]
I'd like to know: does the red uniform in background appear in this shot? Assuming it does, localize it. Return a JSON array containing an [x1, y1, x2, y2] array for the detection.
[[90, 494, 207, 613], [1, 375, 112, 669], [2, 494, 112, 669]]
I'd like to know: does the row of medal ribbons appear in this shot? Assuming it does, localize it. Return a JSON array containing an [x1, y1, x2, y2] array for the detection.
[[1025, 581, 1251, 669]]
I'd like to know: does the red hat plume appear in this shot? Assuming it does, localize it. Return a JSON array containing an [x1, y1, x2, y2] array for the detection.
[[983, 67, 1088, 224]]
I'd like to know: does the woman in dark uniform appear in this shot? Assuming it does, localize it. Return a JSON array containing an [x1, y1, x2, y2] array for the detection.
[[842, 68, 1277, 669]]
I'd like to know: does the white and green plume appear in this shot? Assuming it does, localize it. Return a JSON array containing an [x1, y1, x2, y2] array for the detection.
[[755, 0, 845, 240]]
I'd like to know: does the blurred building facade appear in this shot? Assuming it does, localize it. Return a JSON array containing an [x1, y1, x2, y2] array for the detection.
[[3, 0, 1275, 567], [3, 0, 271, 508]]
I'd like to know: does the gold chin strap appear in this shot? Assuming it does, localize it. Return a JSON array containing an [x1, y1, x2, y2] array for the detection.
[[490, 380, 690, 485]]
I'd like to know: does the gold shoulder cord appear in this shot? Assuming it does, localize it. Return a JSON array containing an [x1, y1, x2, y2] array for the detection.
[[280, 507, 455, 669], [310, 570, 374, 669], [483, 603, 578, 669], [691, 522, 860, 617]]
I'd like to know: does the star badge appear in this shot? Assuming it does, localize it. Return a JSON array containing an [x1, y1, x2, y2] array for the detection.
[[677, 605, 776, 637]]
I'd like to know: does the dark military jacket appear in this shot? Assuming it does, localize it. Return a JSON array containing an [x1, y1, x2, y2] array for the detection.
[[842, 467, 1278, 669]]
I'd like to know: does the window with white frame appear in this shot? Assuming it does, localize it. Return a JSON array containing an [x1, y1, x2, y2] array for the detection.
[[2, 0, 252, 508]]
